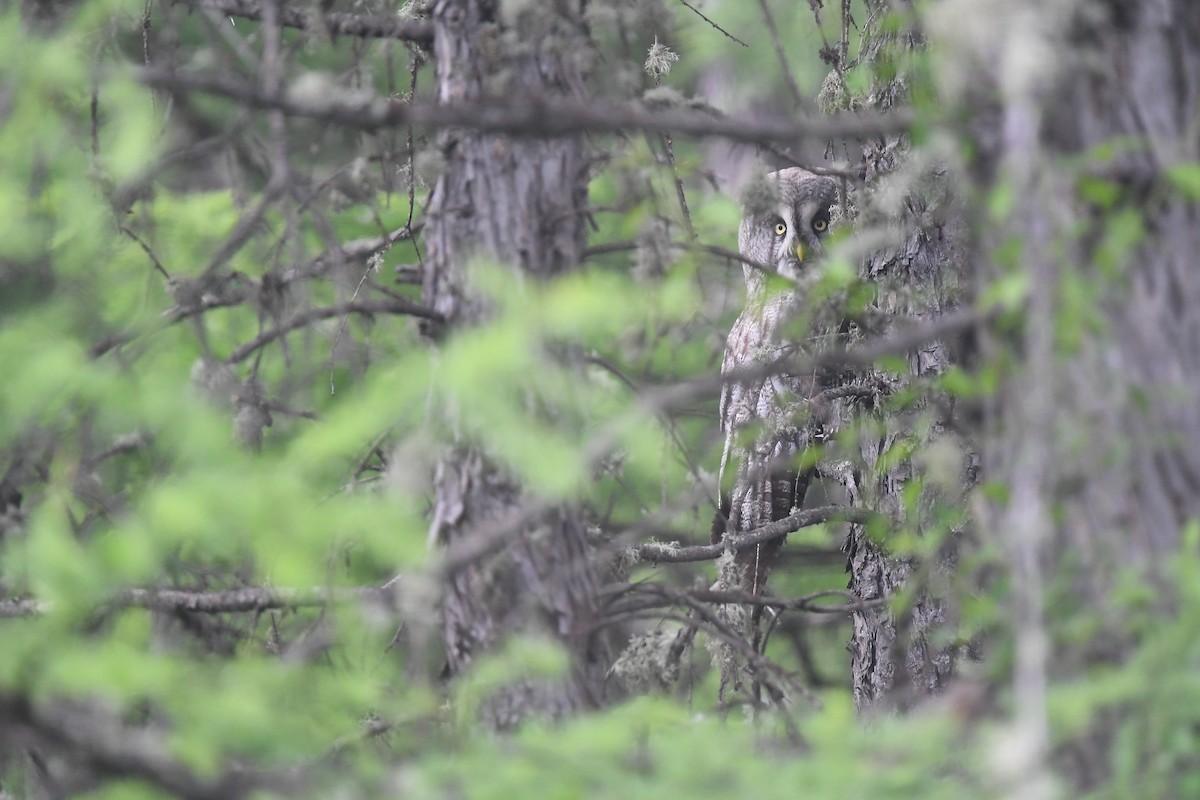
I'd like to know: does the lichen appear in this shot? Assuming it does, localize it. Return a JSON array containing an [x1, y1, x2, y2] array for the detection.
[[413, 149, 446, 188], [643, 37, 679, 81], [705, 552, 752, 699], [641, 85, 685, 109], [611, 544, 642, 581], [817, 69, 850, 114], [610, 628, 681, 692], [739, 173, 782, 220], [633, 216, 676, 281]]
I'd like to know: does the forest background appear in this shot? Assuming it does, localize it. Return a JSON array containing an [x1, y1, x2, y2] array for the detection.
[[2, 1, 1199, 798]]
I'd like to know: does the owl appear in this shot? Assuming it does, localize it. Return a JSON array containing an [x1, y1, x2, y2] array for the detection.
[[715, 167, 838, 595]]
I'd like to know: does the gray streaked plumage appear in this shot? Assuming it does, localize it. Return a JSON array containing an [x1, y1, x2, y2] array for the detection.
[[716, 167, 838, 594]]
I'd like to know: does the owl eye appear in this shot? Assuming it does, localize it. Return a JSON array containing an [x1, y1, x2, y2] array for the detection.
[[812, 218, 828, 233], [774, 221, 787, 236]]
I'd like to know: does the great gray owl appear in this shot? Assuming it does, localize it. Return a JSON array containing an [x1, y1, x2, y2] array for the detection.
[[715, 167, 838, 595]]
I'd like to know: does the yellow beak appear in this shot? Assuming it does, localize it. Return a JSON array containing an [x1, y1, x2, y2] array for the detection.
[[794, 242, 805, 262]]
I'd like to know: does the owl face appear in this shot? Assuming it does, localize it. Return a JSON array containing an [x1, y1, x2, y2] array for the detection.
[[738, 168, 838, 288]]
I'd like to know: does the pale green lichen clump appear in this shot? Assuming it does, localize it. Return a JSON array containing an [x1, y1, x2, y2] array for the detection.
[[610, 629, 680, 692], [644, 37, 679, 81], [739, 173, 782, 220]]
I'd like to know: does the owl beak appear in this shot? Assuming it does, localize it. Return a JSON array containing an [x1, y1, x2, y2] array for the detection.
[[793, 242, 806, 262]]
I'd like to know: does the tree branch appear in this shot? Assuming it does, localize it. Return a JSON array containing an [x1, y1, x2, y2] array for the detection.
[[138, 68, 912, 144], [582, 238, 777, 277], [634, 504, 878, 564], [0, 585, 393, 619], [225, 299, 443, 364], [1, 691, 285, 800], [677, 0, 748, 47], [606, 582, 883, 614], [685, 587, 884, 614], [690, 304, 991, 405], [177, 0, 434, 45], [428, 307, 983, 578], [115, 585, 391, 613]]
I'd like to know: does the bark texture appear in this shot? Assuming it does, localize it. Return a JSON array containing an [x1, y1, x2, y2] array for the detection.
[[841, 212, 970, 710], [838, 2, 972, 710], [421, 0, 611, 728], [422, 3, 589, 329]]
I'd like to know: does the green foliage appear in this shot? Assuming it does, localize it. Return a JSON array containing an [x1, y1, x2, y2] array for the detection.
[[1165, 163, 1200, 201], [412, 695, 981, 800], [1, 2, 1197, 800]]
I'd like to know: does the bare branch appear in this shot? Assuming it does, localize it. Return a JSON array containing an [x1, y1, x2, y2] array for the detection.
[[137, 68, 912, 145], [287, 225, 420, 283], [1, 691, 287, 800], [583, 238, 782, 278], [719, 305, 989, 391], [677, 0, 748, 47], [757, 0, 810, 111], [685, 587, 884, 614], [225, 299, 443, 364], [602, 587, 818, 719], [596, 304, 987, 438], [177, 0, 434, 45], [0, 585, 393, 619], [0, 597, 42, 618], [605, 582, 883, 615], [113, 585, 391, 613], [634, 504, 878, 564]]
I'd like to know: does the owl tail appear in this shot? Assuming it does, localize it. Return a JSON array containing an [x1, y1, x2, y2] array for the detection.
[[739, 466, 813, 596], [710, 494, 731, 545], [711, 467, 812, 702]]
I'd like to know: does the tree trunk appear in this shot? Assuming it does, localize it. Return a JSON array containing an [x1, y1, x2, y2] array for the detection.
[[421, 0, 611, 728], [841, 219, 970, 710], [839, 2, 972, 711], [842, 0, 1200, 781]]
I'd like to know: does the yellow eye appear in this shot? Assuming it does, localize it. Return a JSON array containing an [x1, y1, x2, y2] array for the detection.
[[774, 222, 787, 236], [813, 219, 828, 232]]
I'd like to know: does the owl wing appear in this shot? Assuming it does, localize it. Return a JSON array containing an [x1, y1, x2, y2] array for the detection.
[[715, 304, 815, 593]]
